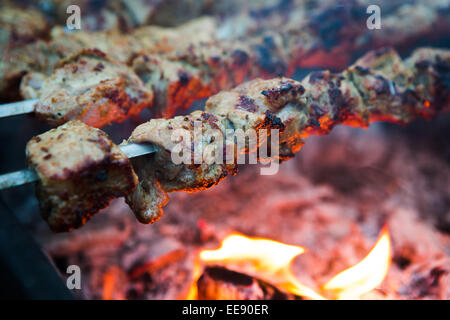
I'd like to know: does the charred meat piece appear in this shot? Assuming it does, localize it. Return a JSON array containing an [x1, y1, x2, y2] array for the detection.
[[49, 27, 146, 63], [21, 49, 153, 127], [125, 48, 449, 223], [1, 27, 144, 96], [26, 120, 138, 232]]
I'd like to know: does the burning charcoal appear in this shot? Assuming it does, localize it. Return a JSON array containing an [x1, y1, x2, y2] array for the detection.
[[397, 261, 450, 299], [41, 215, 133, 256], [26, 120, 138, 232], [126, 238, 186, 279], [197, 266, 300, 300]]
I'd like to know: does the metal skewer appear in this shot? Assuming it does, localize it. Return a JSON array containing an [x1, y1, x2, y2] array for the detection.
[[0, 99, 37, 118], [0, 143, 156, 190]]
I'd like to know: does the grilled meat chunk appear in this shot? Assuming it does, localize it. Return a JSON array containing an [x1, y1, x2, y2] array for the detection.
[[49, 27, 145, 63], [26, 120, 138, 232], [125, 109, 240, 223], [269, 47, 450, 159], [125, 110, 237, 223], [21, 49, 153, 127]]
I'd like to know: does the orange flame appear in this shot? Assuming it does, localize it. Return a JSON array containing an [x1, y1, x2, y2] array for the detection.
[[190, 227, 391, 300], [322, 226, 391, 299], [185, 259, 202, 300], [199, 233, 325, 300]]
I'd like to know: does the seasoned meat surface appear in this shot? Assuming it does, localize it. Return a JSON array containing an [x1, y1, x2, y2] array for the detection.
[[26, 120, 138, 232], [22, 49, 153, 127]]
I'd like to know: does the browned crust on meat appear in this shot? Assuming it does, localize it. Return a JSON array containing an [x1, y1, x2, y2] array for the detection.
[[26, 120, 138, 232], [28, 49, 153, 127]]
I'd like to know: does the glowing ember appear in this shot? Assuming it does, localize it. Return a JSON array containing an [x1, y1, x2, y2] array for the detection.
[[102, 265, 126, 300], [191, 227, 391, 300], [322, 226, 391, 299]]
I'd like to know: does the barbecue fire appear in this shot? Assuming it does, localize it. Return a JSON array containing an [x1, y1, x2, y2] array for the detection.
[[190, 228, 391, 300], [198, 233, 325, 300]]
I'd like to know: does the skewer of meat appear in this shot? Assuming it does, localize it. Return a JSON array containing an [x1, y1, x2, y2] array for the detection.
[[147, 0, 450, 116], [0, 16, 217, 101], [1, 0, 449, 117], [0, 27, 291, 124], [1, 47, 447, 232], [0, 17, 217, 124], [125, 47, 450, 224]]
